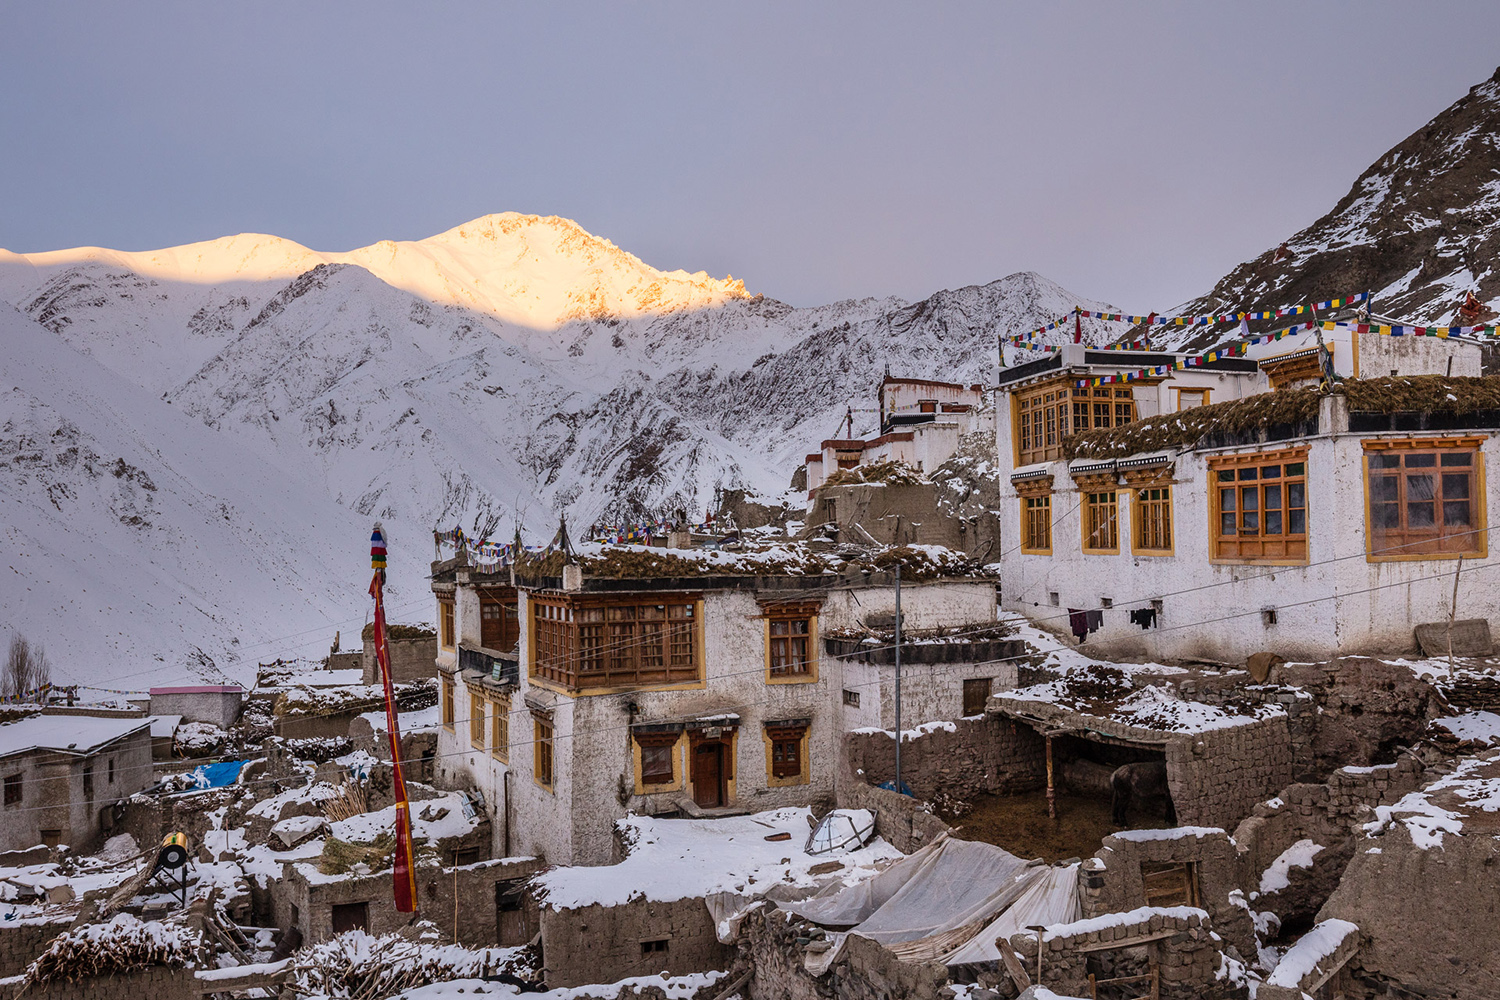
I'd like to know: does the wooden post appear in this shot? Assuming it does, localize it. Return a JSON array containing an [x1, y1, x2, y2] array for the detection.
[[1045, 734, 1056, 820], [1448, 555, 1464, 675]]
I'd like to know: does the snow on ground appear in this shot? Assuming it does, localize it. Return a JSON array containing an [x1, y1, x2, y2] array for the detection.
[[1434, 710, 1500, 744], [1363, 753, 1500, 848], [535, 807, 902, 909], [1111, 827, 1225, 843], [1257, 839, 1324, 895], [395, 972, 727, 1000], [330, 790, 480, 845], [358, 703, 441, 735]]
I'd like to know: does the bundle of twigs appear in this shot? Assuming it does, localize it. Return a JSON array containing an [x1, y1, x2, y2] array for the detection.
[[317, 834, 395, 876], [285, 926, 499, 1000], [323, 781, 369, 823], [22, 913, 195, 987]]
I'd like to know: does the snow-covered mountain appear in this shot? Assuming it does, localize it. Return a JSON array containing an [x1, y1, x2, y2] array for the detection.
[[1153, 65, 1500, 352], [0, 214, 1125, 684]]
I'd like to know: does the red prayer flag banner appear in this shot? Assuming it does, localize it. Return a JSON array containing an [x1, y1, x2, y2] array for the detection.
[[369, 525, 417, 914]]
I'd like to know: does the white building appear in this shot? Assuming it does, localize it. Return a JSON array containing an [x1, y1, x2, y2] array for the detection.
[[996, 378, 1500, 663], [430, 549, 1000, 866], [805, 376, 993, 493]]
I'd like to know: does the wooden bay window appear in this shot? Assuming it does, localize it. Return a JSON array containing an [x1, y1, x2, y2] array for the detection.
[[1210, 448, 1308, 563], [1365, 438, 1485, 559], [763, 601, 820, 683], [530, 593, 703, 692], [480, 587, 520, 650], [1016, 381, 1137, 467]]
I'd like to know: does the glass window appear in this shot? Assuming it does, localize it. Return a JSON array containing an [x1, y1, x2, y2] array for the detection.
[[1209, 451, 1309, 562], [1083, 491, 1118, 553], [1366, 444, 1481, 558]]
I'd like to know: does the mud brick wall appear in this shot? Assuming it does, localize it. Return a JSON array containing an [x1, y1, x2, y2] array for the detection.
[[1230, 758, 1424, 885], [1008, 909, 1238, 1000], [0, 919, 71, 979], [842, 717, 1047, 804], [1439, 671, 1500, 711], [17, 965, 195, 1000], [539, 896, 731, 989], [363, 635, 439, 685], [835, 773, 951, 854], [1081, 831, 1254, 961], [1164, 716, 1294, 832], [740, 907, 949, 1000]]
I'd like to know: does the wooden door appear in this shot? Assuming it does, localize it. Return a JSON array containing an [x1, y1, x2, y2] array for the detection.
[[495, 878, 531, 946], [692, 742, 723, 808]]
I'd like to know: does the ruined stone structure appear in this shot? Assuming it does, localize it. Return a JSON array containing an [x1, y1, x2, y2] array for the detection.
[[540, 896, 733, 989], [842, 716, 1047, 804]]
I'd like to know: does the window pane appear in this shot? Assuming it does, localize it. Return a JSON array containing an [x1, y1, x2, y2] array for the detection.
[[1239, 467, 1258, 481], [1408, 499, 1436, 528], [1241, 487, 1259, 512], [1286, 462, 1305, 476], [1442, 472, 1471, 499], [1221, 513, 1237, 535], [1265, 510, 1282, 535], [1441, 452, 1472, 467], [1288, 482, 1305, 509], [1289, 508, 1306, 534], [1369, 475, 1399, 504], [1406, 473, 1436, 502], [1371, 453, 1400, 469], [1443, 500, 1473, 527], [1371, 502, 1400, 529], [1406, 453, 1436, 468], [1262, 465, 1281, 480], [1218, 469, 1235, 482], [1241, 510, 1259, 534], [1220, 488, 1236, 511], [1264, 485, 1281, 512]]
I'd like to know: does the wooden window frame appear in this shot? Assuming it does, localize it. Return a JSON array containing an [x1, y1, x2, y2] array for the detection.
[[528, 593, 704, 694], [764, 722, 811, 787], [1141, 861, 1200, 908], [1015, 475, 1054, 555], [533, 713, 555, 790], [491, 694, 510, 763], [2, 774, 19, 807], [1174, 387, 1210, 411], [1209, 447, 1310, 565], [468, 688, 486, 750], [1125, 470, 1174, 556], [962, 677, 992, 717], [632, 730, 683, 793], [842, 689, 860, 707], [1363, 438, 1487, 561], [1015, 382, 1138, 467], [1076, 475, 1119, 555], [479, 588, 521, 651], [440, 675, 455, 731], [763, 603, 820, 684], [438, 598, 456, 650]]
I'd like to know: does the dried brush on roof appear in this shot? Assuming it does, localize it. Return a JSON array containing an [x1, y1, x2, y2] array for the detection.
[[318, 834, 395, 876], [22, 913, 197, 986]]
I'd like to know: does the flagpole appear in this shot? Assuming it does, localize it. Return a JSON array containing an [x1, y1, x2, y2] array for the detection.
[[370, 522, 419, 914]]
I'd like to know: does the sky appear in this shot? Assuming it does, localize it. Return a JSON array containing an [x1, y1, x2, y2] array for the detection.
[[4, 3, 1500, 311]]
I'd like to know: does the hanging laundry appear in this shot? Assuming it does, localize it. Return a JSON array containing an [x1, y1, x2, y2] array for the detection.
[[1129, 608, 1158, 630], [1069, 609, 1090, 642], [1086, 609, 1103, 633]]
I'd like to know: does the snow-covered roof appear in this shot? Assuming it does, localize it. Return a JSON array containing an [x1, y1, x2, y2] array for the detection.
[[534, 807, 902, 910], [147, 715, 182, 739], [0, 716, 151, 759], [1362, 751, 1500, 848]]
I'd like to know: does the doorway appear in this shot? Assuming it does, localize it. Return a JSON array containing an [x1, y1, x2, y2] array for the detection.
[[692, 741, 725, 808], [495, 879, 532, 946], [331, 902, 369, 935]]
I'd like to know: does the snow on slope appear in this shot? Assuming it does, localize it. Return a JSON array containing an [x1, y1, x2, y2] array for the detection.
[[0, 302, 428, 688], [1, 214, 1129, 681], [1152, 65, 1500, 352]]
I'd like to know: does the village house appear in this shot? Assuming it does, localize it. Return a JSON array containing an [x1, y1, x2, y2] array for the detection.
[[998, 375, 1500, 663], [429, 543, 999, 866], [0, 715, 153, 852], [803, 375, 992, 494]]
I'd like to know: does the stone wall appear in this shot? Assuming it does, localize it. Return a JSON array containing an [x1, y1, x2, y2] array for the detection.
[[362, 635, 439, 685], [1081, 830, 1253, 961], [17, 965, 195, 1000], [1163, 716, 1295, 832], [842, 717, 1047, 804], [1007, 908, 1241, 1000], [0, 918, 71, 979], [740, 907, 949, 1000], [835, 771, 951, 854], [539, 896, 731, 989], [271, 856, 542, 947]]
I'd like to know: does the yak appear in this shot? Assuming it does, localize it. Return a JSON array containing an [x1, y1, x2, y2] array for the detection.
[[1110, 761, 1176, 826]]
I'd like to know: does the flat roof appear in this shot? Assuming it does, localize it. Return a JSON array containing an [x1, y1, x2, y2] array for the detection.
[[149, 685, 243, 695], [0, 716, 151, 759]]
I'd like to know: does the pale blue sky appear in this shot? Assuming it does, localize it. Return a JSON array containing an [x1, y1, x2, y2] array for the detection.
[[3, 3, 1498, 309]]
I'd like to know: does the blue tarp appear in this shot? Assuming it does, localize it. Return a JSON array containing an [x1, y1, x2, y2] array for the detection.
[[189, 759, 247, 790], [878, 779, 915, 797]]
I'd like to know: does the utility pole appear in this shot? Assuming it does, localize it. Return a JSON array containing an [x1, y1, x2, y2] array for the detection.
[[893, 558, 903, 796]]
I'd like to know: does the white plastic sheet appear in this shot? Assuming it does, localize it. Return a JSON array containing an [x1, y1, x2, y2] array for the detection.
[[943, 862, 1081, 965]]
